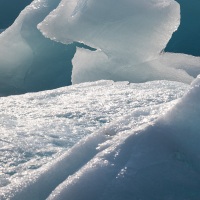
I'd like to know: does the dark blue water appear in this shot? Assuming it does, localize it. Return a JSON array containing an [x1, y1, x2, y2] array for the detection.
[[0, 0, 33, 29], [165, 0, 200, 56], [0, 1, 96, 96]]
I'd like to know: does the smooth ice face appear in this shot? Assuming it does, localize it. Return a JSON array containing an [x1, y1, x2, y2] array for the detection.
[[39, 0, 200, 84], [0, 80, 188, 199], [0, 0, 74, 96], [40, 0, 179, 56]]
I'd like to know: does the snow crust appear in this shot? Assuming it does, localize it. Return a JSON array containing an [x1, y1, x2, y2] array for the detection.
[[1, 0, 200, 199], [39, 0, 200, 84], [0, 80, 188, 199]]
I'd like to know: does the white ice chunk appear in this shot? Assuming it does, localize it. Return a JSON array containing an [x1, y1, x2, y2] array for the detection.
[[39, 0, 200, 84]]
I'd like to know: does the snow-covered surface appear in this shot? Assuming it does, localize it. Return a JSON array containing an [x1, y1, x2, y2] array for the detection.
[[0, 80, 189, 199], [1, 0, 200, 95]]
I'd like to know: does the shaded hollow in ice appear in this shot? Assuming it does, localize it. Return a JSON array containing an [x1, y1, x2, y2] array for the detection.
[[0, 80, 189, 199], [0, 0, 74, 96]]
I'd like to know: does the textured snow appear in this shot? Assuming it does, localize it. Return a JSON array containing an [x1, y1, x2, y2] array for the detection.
[[0, 80, 189, 199]]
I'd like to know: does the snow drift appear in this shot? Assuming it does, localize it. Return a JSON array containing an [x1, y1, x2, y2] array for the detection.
[[0, 0, 33, 29]]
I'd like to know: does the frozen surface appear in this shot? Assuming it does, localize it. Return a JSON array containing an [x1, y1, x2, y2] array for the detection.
[[39, 0, 200, 84], [1, 0, 200, 96], [166, 0, 200, 56], [44, 77, 200, 200], [0, 80, 188, 199]]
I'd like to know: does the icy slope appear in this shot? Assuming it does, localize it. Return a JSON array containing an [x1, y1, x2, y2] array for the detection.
[[45, 76, 200, 200], [0, 0, 33, 29], [0, 80, 188, 199]]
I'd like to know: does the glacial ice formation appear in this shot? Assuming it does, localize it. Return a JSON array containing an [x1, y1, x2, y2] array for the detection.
[[1, 77, 200, 199], [39, 0, 200, 84]]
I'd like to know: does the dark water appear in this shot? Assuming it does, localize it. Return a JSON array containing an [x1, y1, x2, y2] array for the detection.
[[0, 0, 33, 29], [165, 0, 200, 56]]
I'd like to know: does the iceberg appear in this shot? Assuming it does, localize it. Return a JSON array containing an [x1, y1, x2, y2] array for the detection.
[[1, 79, 200, 199], [0, 0, 74, 96], [39, 0, 200, 84]]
